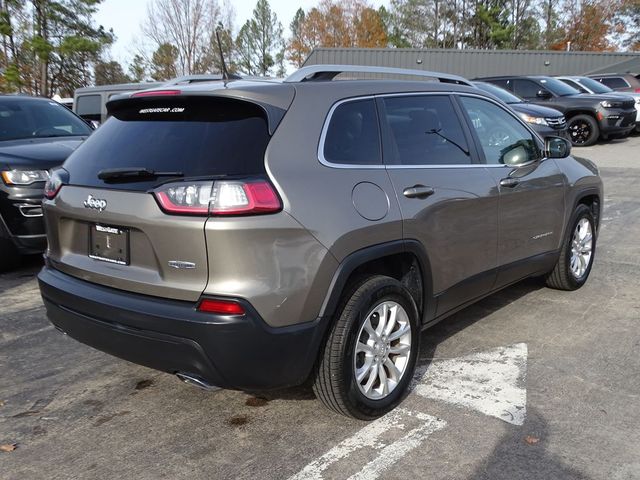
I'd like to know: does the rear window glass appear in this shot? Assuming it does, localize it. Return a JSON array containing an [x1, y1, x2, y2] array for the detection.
[[63, 96, 271, 190], [323, 99, 381, 165], [75, 95, 102, 121], [599, 77, 629, 89]]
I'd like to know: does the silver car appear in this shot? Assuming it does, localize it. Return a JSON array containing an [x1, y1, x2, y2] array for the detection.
[[39, 65, 602, 419]]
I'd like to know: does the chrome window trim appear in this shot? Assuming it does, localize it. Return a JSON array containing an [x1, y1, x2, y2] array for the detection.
[[317, 95, 386, 170], [317, 91, 544, 170]]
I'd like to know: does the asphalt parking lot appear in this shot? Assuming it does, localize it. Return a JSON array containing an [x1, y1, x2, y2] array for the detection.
[[1, 135, 639, 480]]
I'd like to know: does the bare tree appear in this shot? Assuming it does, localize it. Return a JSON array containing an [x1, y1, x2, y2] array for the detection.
[[142, 0, 220, 76]]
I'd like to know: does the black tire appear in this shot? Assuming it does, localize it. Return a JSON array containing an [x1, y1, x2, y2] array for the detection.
[[546, 204, 596, 291], [312, 275, 420, 420], [567, 114, 599, 147]]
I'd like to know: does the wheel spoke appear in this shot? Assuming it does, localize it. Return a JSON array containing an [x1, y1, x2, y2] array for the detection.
[[389, 343, 410, 356], [356, 342, 374, 355], [388, 324, 410, 342], [378, 363, 389, 396], [384, 358, 402, 380], [363, 364, 378, 393], [376, 303, 389, 335], [383, 305, 398, 336], [363, 318, 377, 340], [356, 357, 374, 383]]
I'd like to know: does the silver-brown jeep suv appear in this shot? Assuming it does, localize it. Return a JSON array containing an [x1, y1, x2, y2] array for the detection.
[[38, 65, 603, 419]]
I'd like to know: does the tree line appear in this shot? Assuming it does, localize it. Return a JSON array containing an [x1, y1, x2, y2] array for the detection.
[[0, 0, 638, 96]]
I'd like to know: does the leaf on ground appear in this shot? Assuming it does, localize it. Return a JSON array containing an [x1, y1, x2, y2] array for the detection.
[[524, 435, 540, 445], [0, 400, 4, 407], [0, 443, 17, 452]]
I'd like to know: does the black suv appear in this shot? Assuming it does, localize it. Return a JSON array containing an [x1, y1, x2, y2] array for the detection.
[[477, 75, 636, 146], [0, 95, 92, 271], [473, 82, 568, 139]]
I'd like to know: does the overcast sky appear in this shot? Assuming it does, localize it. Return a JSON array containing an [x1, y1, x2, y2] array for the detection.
[[95, 0, 388, 67]]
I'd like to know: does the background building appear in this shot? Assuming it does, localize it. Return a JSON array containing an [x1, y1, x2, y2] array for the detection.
[[304, 48, 640, 78]]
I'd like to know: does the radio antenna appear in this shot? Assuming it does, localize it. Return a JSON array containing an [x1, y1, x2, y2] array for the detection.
[[216, 28, 231, 82]]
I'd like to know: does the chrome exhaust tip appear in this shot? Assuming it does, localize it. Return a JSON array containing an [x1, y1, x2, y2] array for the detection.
[[176, 372, 219, 391]]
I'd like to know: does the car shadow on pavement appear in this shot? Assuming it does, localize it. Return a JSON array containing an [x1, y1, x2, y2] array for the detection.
[[416, 277, 543, 366], [468, 405, 590, 480], [257, 278, 544, 403], [0, 255, 44, 294]]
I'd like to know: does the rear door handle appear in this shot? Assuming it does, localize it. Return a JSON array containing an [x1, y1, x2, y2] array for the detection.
[[403, 185, 435, 199], [499, 178, 520, 188]]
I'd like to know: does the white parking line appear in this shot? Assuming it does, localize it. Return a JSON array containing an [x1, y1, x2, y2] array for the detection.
[[414, 343, 528, 425], [289, 343, 527, 479], [288, 409, 446, 480]]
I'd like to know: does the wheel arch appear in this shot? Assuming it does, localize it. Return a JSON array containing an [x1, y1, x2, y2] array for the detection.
[[318, 240, 434, 324], [564, 109, 597, 120], [574, 190, 601, 233]]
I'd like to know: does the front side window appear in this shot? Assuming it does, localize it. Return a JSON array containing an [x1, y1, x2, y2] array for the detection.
[[323, 99, 381, 165], [513, 80, 543, 100], [381, 95, 471, 166], [459, 96, 541, 166]]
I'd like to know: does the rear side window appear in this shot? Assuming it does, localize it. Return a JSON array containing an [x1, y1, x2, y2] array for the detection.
[[598, 77, 630, 89], [381, 95, 471, 166], [323, 99, 381, 165], [560, 79, 588, 93], [64, 96, 272, 191], [75, 95, 102, 121]]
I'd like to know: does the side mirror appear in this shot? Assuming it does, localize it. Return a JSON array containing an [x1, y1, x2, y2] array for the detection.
[[502, 145, 530, 166], [536, 89, 552, 99], [545, 136, 571, 159]]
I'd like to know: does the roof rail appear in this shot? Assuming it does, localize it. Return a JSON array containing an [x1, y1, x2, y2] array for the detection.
[[284, 64, 472, 86], [163, 73, 241, 85]]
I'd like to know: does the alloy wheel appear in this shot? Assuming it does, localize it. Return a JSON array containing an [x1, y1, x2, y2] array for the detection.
[[353, 301, 412, 400], [570, 218, 593, 279]]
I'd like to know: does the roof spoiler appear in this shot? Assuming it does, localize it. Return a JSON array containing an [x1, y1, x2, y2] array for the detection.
[[284, 64, 472, 86]]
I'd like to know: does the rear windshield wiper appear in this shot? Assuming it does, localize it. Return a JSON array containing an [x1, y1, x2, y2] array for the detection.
[[98, 168, 184, 181]]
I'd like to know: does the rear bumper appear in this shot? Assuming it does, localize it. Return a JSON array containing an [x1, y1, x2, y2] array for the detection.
[[38, 266, 327, 390]]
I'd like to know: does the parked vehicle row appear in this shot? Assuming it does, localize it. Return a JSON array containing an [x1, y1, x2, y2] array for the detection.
[[475, 75, 637, 146], [32, 65, 602, 420], [557, 76, 640, 134], [0, 96, 92, 271]]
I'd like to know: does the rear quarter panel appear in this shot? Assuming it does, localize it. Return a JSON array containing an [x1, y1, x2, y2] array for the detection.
[[263, 83, 404, 325]]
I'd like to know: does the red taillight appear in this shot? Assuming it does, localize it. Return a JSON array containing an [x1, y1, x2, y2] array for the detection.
[[44, 170, 64, 199], [153, 179, 281, 216], [132, 89, 181, 97], [197, 299, 245, 315], [635, 88, 640, 93]]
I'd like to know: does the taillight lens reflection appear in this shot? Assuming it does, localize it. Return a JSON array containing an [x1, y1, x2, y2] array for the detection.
[[197, 298, 245, 315], [153, 179, 281, 216], [44, 170, 64, 199], [155, 181, 213, 214]]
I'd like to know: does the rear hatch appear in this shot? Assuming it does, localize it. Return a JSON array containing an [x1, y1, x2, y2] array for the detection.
[[44, 93, 283, 302]]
